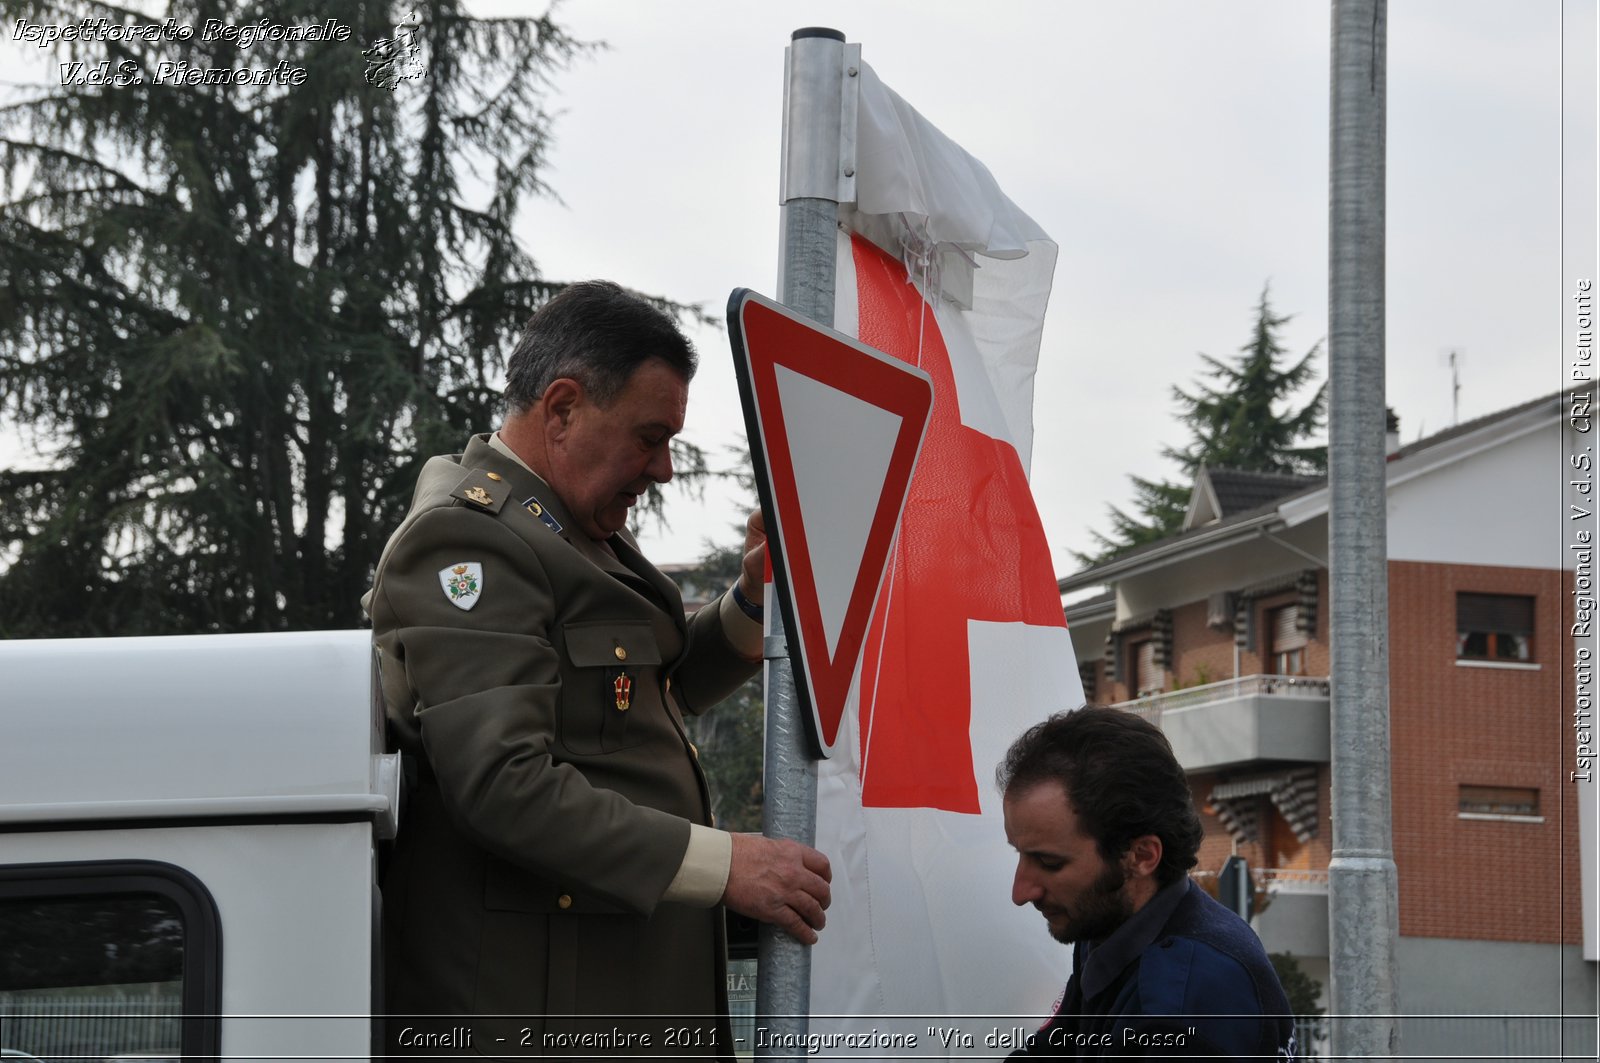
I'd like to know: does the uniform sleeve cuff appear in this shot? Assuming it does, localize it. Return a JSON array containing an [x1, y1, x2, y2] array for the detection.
[[718, 587, 764, 661], [662, 823, 733, 907]]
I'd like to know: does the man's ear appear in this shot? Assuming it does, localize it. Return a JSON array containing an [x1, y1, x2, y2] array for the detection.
[[1123, 834, 1164, 881], [540, 378, 582, 436]]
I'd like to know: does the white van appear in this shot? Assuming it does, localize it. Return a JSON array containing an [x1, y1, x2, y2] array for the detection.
[[0, 631, 398, 1062]]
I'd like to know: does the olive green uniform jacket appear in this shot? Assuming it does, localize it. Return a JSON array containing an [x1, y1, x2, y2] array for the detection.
[[364, 434, 757, 1058]]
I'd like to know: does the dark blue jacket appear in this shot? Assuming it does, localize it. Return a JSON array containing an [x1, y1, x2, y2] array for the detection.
[[1014, 878, 1296, 1059]]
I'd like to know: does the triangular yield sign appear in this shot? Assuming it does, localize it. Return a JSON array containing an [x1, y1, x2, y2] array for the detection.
[[728, 289, 934, 756]]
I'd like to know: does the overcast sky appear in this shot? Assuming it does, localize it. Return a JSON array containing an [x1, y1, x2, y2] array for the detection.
[[489, 0, 1594, 574], [2, 1, 1593, 577]]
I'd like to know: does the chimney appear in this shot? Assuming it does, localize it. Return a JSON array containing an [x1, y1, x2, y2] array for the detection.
[[1385, 407, 1401, 456]]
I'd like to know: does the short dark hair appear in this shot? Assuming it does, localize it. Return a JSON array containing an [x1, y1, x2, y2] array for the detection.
[[996, 707, 1203, 887], [504, 280, 697, 411]]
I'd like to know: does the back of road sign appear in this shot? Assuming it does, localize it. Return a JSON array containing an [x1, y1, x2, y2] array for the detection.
[[727, 288, 934, 757]]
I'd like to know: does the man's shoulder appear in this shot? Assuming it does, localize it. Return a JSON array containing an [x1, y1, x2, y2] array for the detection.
[[1164, 883, 1283, 980], [369, 448, 567, 598], [393, 443, 563, 544], [1125, 887, 1295, 1056], [1133, 933, 1264, 1017]]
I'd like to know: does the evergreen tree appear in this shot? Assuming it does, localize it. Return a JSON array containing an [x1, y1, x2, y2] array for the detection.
[[0, 0, 701, 636], [1269, 952, 1326, 1047], [677, 447, 765, 833], [1077, 286, 1326, 565], [1164, 286, 1327, 478], [1081, 474, 1192, 561]]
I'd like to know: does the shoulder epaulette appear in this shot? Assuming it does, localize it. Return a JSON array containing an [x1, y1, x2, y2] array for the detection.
[[449, 469, 511, 514]]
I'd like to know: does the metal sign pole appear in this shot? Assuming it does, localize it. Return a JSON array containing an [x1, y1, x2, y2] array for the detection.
[[756, 26, 852, 1061], [1327, 1, 1401, 1057]]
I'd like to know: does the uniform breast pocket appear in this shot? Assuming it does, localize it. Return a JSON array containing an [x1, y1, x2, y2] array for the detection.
[[557, 620, 662, 754]]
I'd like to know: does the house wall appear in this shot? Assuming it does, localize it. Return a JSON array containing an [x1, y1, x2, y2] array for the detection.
[[1169, 600, 1236, 687], [1101, 569, 1333, 698], [1388, 560, 1580, 945], [1100, 557, 1579, 947], [1387, 418, 1579, 570], [1191, 766, 1334, 879], [1396, 937, 1597, 1013], [1396, 938, 1597, 1061]]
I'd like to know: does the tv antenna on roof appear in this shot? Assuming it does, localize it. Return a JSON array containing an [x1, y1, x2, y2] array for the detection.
[[1439, 349, 1464, 425]]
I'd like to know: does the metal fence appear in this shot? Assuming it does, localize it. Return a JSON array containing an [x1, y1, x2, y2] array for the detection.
[[1393, 1014, 1599, 1062], [9, 990, 1588, 1062], [1290, 1015, 1600, 1060], [0, 995, 181, 1062], [727, 957, 758, 1059], [1295, 1013, 1330, 1058]]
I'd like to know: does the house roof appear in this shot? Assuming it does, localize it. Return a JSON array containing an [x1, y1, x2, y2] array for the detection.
[[1386, 389, 1564, 462], [1059, 389, 1568, 593], [1062, 589, 1115, 626], [1184, 466, 1323, 529]]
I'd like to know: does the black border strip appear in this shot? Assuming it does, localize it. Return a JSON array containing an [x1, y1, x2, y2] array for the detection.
[[0, 808, 381, 835]]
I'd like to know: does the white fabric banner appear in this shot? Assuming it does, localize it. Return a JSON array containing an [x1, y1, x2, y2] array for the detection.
[[806, 62, 1085, 1054]]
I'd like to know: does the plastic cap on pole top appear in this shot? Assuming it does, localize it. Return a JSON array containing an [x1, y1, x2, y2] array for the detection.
[[792, 27, 845, 41]]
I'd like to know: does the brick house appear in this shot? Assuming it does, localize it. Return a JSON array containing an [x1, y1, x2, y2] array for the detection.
[[1057, 391, 1594, 1057]]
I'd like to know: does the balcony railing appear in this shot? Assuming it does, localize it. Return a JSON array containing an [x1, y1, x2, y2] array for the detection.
[[1112, 673, 1331, 727], [1255, 867, 1329, 894], [1109, 673, 1332, 771], [1191, 866, 1329, 896]]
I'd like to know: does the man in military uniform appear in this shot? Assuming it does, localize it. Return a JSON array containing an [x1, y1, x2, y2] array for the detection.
[[998, 708, 1295, 1060], [365, 281, 831, 1059]]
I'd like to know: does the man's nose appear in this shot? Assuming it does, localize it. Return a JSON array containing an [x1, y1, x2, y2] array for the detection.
[[1012, 861, 1041, 907], [646, 444, 673, 484]]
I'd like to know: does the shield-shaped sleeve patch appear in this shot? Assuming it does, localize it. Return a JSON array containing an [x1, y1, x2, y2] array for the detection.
[[438, 562, 484, 610]]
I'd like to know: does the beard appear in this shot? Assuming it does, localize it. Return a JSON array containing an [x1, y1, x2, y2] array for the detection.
[[1047, 860, 1134, 944]]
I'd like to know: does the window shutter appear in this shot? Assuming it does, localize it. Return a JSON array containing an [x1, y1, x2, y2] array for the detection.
[[1457, 593, 1534, 635], [1135, 640, 1159, 694], [1273, 605, 1308, 652]]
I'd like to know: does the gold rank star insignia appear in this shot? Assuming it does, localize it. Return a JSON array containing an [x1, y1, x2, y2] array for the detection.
[[465, 486, 493, 506]]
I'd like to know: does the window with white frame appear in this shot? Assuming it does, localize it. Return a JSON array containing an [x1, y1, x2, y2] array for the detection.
[[1456, 593, 1534, 662]]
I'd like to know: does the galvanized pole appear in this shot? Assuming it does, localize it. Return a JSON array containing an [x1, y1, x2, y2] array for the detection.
[[1327, 1, 1401, 1059], [757, 26, 851, 1061]]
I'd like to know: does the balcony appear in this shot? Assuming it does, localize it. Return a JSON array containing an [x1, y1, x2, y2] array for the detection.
[[1112, 674, 1331, 773], [1254, 869, 1330, 957], [1192, 867, 1330, 958]]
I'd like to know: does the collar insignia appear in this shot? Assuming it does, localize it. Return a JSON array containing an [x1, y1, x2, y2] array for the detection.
[[523, 494, 563, 533]]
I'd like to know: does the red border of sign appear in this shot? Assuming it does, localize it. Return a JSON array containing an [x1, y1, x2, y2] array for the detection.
[[728, 289, 934, 755]]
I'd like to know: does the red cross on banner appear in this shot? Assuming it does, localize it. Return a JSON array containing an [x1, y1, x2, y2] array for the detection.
[[729, 289, 935, 756], [849, 235, 1070, 813]]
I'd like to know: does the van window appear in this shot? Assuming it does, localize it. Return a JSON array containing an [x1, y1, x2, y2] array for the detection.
[[0, 863, 219, 1063]]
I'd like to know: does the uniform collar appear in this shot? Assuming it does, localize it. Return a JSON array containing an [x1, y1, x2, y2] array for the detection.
[[470, 433, 684, 614], [1077, 876, 1193, 1000]]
